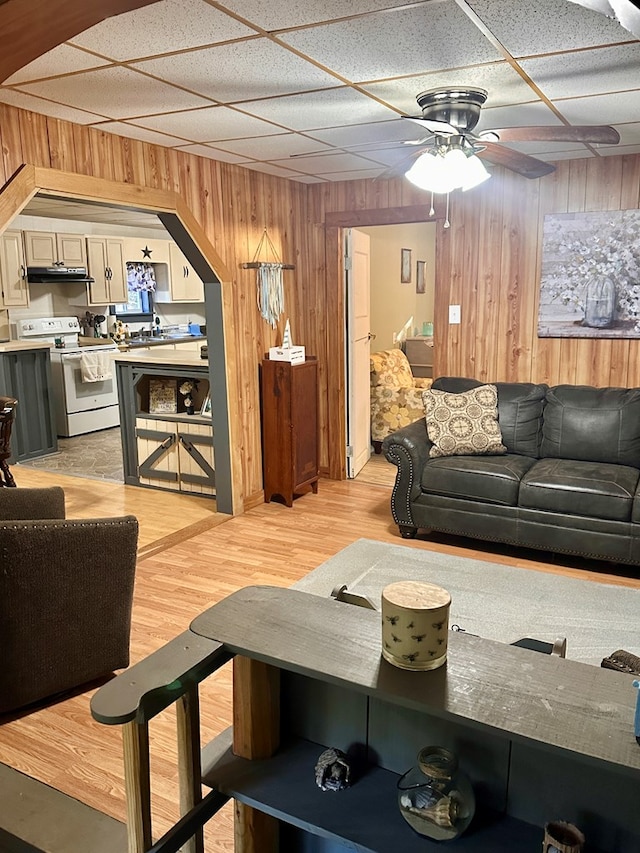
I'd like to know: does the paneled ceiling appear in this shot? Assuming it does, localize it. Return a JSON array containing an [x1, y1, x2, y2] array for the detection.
[[2, 0, 640, 184]]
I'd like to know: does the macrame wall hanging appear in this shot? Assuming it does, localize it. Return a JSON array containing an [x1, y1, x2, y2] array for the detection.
[[242, 229, 295, 328]]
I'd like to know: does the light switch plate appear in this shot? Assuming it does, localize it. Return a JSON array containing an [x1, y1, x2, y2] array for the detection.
[[449, 304, 461, 324]]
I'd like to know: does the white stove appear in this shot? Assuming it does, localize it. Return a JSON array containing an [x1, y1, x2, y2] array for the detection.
[[13, 316, 117, 353], [14, 316, 120, 437]]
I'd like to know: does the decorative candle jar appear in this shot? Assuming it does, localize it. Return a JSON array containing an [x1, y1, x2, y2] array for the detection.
[[397, 746, 475, 842], [583, 275, 616, 328]]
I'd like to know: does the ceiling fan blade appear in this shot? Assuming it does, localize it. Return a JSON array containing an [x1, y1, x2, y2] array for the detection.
[[481, 125, 620, 145], [373, 146, 430, 181], [289, 138, 430, 159], [478, 142, 556, 179], [402, 115, 458, 135]]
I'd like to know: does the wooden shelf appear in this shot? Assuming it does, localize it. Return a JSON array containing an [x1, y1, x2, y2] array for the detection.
[[203, 735, 543, 852]]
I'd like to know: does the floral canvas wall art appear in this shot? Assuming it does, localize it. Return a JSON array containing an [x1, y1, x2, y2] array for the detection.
[[538, 210, 640, 338]]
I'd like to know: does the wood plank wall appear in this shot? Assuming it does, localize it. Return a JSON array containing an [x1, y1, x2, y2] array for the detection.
[[1, 101, 639, 505]]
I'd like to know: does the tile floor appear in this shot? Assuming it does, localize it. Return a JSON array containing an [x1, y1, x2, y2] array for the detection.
[[17, 427, 124, 483]]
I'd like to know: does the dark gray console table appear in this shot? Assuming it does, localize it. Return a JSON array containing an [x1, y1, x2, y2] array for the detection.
[[92, 579, 639, 853]]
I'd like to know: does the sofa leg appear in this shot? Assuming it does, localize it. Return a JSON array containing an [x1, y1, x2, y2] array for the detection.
[[399, 525, 418, 539], [372, 441, 383, 455]]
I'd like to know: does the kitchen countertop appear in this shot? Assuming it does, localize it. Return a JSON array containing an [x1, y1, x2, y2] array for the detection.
[[0, 341, 52, 353], [114, 348, 207, 367], [119, 334, 206, 350]]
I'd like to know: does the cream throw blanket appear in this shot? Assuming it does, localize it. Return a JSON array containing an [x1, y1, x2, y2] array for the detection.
[[80, 350, 113, 383]]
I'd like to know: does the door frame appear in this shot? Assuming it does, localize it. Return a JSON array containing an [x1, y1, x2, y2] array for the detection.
[[324, 204, 443, 479], [0, 163, 241, 515]]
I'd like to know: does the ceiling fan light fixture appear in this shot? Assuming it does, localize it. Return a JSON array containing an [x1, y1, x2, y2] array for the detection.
[[405, 143, 490, 195]]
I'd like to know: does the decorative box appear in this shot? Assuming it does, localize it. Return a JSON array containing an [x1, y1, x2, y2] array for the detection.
[[268, 345, 305, 364]]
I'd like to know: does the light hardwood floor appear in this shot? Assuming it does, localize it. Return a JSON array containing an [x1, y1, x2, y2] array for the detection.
[[2, 465, 639, 850]]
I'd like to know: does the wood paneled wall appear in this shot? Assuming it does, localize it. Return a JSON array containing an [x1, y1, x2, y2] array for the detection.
[[1, 100, 639, 506]]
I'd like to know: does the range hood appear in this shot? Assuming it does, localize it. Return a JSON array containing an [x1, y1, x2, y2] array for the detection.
[[27, 266, 95, 284]]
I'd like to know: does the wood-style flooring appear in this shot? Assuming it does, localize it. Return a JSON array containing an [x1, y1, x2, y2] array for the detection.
[[2, 464, 639, 851]]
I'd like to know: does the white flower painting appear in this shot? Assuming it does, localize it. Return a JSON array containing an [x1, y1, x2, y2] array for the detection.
[[538, 210, 640, 338]]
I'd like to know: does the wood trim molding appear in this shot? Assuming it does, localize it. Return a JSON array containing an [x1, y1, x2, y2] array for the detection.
[[0, 162, 241, 515], [325, 204, 444, 228]]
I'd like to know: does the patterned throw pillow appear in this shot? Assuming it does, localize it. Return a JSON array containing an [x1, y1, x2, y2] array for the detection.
[[422, 385, 507, 458]]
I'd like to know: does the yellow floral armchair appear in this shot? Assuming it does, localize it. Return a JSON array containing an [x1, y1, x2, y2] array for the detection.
[[370, 348, 432, 452]]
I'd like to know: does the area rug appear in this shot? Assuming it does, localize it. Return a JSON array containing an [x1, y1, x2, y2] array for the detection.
[[295, 538, 640, 666]]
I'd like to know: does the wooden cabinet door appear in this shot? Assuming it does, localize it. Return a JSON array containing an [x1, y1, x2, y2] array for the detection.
[[56, 233, 87, 267], [105, 239, 127, 303], [169, 242, 204, 302], [24, 231, 57, 266], [0, 230, 29, 307], [86, 237, 109, 304], [135, 418, 180, 491], [177, 422, 215, 495]]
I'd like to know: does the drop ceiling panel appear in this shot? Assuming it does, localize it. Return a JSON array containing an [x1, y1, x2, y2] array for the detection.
[[466, 0, 636, 55], [278, 2, 503, 83], [363, 62, 539, 113], [242, 161, 312, 179], [476, 101, 564, 133], [16, 66, 212, 119], [133, 105, 286, 142], [521, 44, 640, 100], [214, 133, 333, 159], [553, 90, 640, 126], [269, 151, 381, 174], [0, 88, 105, 124], [132, 39, 340, 103], [68, 0, 256, 61], [5, 45, 111, 85], [91, 120, 188, 146], [238, 87, 399, 132], [215, 0, 417, 31], [305, 119, 414, 150], [174, 143, 251, 163], [320, 167, 386, 181]]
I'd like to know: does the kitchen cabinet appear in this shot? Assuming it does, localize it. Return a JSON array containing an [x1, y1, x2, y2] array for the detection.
[[154, 242, 204, 303], [23, 230, 87, 268], [121, 237, 170, 266], [260, 357, 318, 506], [0, 230, 29, 308], [0, 344, 57, 461], [86, 237, 127, 306], [116, 356, 215, 497]]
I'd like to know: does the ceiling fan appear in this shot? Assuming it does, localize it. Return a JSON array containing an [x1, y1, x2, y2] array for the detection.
[[400, 87, 621, 180]]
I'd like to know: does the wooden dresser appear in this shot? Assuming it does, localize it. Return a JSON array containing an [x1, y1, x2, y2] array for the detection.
[[260, 357, 318, 506]]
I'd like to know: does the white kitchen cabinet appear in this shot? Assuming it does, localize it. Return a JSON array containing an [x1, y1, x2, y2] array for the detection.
[[154, 242, 204, 303], [23, 230, 87, 268], [86, 237, 127, 306], [0, 230, 29, 308], [121, 237, 170, 266]]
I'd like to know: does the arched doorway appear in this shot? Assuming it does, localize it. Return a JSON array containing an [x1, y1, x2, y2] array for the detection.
[[0, 163, 241, 514]]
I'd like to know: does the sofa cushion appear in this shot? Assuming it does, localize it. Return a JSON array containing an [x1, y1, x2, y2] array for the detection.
[[422, 385, 507, 458], [541, 385, 640, 467], [432, 377, 547, 457], [422, 454, 535, 506], [519, 458, 639, 521]]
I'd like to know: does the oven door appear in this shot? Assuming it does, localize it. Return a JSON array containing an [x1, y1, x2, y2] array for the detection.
[[57, 351, 119, 413]]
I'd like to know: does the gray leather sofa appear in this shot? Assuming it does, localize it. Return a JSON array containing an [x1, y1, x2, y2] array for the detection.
[[382, 377, 640, 567]]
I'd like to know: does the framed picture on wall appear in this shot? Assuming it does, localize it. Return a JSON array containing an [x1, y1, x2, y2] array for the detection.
[[416, 260, 426, 294], [401, 248, 412, 283]]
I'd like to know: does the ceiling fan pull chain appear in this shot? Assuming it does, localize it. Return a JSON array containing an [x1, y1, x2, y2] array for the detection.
[[444, 193, 451, 229], [429, 192, 435, 218]]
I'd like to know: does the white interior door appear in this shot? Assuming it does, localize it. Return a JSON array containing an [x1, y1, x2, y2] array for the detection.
[[345, 228, 372, 478]]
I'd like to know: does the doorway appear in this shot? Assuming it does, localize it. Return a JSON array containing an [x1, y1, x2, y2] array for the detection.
[[0, 164, 239, 514], [344, 221, 436, 481]]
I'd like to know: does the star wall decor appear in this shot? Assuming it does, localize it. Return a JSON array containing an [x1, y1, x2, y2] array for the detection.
[[141, 246, 152, 259]]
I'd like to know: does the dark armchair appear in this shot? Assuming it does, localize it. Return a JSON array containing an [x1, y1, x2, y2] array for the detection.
[[0, 486, 139, 714]]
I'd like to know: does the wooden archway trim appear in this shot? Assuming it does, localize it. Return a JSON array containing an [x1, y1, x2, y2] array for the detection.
[[0, 0, 161, 84], [0, 163, 241, 515]]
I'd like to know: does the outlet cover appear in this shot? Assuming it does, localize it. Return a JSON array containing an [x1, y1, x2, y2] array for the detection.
[[449, 305, 461, 324]]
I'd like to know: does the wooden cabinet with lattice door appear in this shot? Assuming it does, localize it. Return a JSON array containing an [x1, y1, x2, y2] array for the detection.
[[135, 417, 215, 496]]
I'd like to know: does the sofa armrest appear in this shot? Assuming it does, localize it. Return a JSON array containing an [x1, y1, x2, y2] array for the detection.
[[0, 486, 65, 520], [382, 420, 431, 528]]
